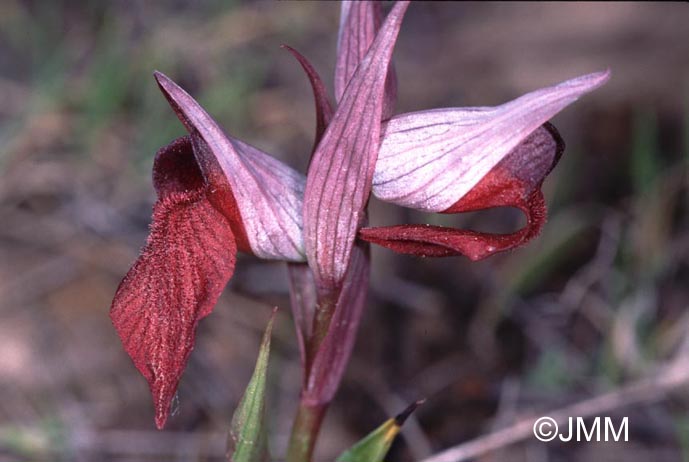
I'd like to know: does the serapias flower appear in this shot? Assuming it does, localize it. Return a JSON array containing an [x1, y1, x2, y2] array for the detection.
[[110, 0, 608, 431], [292, 2, 608, 263], [110, 73, 307, 429], [360, 72, 609, 260]]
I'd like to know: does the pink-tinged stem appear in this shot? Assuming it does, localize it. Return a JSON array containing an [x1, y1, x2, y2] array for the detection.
[[306, 294, 337, 371], [286, 241, 370, 459], [286, 244, 369, 461], [285, 290, 335, 462], [286, 400, 327, 462], [286, 3, 408, 458]]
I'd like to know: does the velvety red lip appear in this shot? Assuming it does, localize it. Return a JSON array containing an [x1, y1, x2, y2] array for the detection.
[[110, 136, 237, 429]]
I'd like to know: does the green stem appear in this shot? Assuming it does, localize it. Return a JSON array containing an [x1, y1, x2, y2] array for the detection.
[[287, 291, 336, 461], [286, 400, 327, 462], [305, 295, 336, 371]]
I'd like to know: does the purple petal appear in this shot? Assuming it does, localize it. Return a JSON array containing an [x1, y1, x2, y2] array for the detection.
[[154, 71, 306, 261], [360, 124, 562, 260], [372, 71, 610, 212], [335, 1, 398, 120], [282, 45, 334, 151], [302, 242, 370, 405], [304, 1, 409, 290]]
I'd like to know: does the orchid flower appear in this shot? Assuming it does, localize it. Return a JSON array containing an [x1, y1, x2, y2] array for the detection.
[[110, 2, 608, 448], [110, 72, 307, 429], [303, 2, 609, 262]]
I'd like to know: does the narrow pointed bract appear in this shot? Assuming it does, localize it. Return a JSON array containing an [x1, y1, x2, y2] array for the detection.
[[287, 262, 318, 373], [282, 45, 334, 151], [228, 308, 276, 462], [303, 1, 409, 290], [155, 72, 307, 261], [335, 399, 424, 462], [303, 242, 370, 404]]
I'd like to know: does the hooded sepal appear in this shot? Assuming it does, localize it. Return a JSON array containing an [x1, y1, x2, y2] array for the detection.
[[360, 124, 563, 260], [335, 1, 398, 120], [303, 1, 409, 291], [110, 137, 237, 429], [154, 71, 307, 262], [372, 71, 610, 212]]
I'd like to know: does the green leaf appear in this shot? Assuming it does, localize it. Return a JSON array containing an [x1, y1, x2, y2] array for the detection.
[[336, 400, 424, 462], [227, 308, 277, 462]]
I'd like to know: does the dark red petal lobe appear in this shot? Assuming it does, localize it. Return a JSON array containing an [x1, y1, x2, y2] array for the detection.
[[188, 134, 253, 254], [111, 140, 237, 429], [152, 136, 205, 196], [359, 124, 564, 260], [281, 45, 334, 152], [155, 136, 251, 254]]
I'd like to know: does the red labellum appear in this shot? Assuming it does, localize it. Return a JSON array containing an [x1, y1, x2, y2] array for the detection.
[[154, 71, 307, 262], [111, 138, 237, 428], [188, 133, 252, 254]]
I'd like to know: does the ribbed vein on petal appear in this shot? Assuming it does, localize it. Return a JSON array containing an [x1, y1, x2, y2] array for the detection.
[[361, 124, 564, 260], [304, 1, 409, 290], [372, 70, 610, 212], [154, 71, 307, 261], [335, 1, 397, 119]]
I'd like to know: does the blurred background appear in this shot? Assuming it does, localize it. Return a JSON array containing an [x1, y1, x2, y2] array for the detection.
[[1, 1, 688, 461]]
